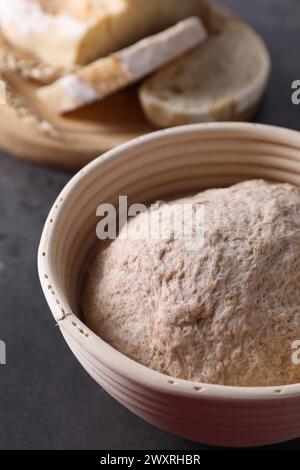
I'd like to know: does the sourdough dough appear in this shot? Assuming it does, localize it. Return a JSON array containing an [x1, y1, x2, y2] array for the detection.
[[83, 180, 300, 387]]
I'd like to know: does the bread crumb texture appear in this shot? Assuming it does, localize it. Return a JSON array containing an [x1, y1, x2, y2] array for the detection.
[[83, 180, 300, 387], [139, 20, 270, 127]]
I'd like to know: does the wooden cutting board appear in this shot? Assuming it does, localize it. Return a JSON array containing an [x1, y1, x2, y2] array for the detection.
[[0, 4, 234, 170]]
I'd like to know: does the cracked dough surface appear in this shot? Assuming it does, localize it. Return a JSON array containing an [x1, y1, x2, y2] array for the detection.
[[83, 180, 300, 386]]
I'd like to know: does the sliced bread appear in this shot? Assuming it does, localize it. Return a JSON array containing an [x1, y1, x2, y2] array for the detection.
[[36, 18, 207, 114], [139, 20, 271, 127], [0, 0, 210, 67]]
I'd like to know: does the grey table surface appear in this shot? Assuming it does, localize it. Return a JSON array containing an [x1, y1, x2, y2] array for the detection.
[[1, 0, 300, 451]]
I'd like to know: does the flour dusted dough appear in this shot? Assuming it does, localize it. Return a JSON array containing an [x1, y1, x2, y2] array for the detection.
[[83, 180, 300, 387], [0, 0, 210, 66]]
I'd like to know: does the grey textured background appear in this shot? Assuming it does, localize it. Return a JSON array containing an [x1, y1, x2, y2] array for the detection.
[[1, 0, 300, 450]]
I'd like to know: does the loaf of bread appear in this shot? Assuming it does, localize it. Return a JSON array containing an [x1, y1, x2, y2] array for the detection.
[[37, 18, 207, 114], [139, 20, 271, 127], [0, 0, 210, 67]]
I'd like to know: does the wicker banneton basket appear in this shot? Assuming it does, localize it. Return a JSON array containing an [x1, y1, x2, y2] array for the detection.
[[39, 123, 300, 447]]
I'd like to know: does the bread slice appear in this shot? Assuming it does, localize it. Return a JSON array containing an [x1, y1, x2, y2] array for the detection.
[[0, 0, 210, 67], [139, 20, 271, 127], [36, 18, 207, 114]]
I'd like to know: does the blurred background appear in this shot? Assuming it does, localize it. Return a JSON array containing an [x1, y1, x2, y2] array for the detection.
[[1, 0, 300, 450]]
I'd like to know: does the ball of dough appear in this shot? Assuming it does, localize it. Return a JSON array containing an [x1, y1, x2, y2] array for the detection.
[[83, 180, 300, 386]]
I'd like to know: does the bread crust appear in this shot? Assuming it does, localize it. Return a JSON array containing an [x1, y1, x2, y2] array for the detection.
[[0, 0, 210, 66]]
